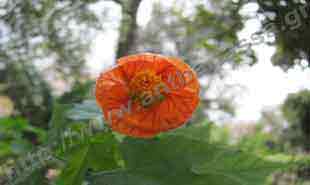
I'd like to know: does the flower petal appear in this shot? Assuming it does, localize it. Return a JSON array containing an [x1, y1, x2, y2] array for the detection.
[[95, 66, 129, 118], [118, 53, 176, 81], [111, 118, 159, 138], [162, 57, 200, 94]]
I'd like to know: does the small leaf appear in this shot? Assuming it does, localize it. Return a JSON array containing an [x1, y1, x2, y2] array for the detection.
[[47, 103, 72, 146], [56, 133, 120, 185], [67, 100, 104, 127]]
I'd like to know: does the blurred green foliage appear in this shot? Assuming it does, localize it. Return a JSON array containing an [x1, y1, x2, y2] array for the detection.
[[282, 90, 310, 152], [0, 117, 46, 160], [0, 0, 102, 127]]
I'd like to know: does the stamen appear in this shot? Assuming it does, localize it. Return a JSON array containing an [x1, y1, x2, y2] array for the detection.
[[129, 70, 167, 107]]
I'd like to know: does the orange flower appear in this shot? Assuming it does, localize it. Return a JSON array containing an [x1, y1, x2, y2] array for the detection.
[[95, 53, 200, 138]]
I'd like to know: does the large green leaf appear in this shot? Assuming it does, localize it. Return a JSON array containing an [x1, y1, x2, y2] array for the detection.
[[165, 124, 210, 142], [56, 133, 120, 185], [90, 130, 287, 185]]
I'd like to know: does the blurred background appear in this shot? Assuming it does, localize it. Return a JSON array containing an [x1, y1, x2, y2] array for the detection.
[[0, 0, 310, 184]]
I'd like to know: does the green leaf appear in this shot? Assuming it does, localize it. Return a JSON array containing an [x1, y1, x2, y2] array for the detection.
[[67, 100, 105, 128], [0, 117, 29, 131], [88, 133, 122, 171], [164, 124, 210, 142], [0, 143, 13, 158], [16, 168, 49, 185], [90, 128, 287, 185], [56, 144, 89, 185], [47, 103, 72, 146], [56, 133, 120, 185], [0, 117, 44, 157]]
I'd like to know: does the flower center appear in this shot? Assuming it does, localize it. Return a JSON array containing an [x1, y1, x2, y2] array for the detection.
[[129, 70, 167, 107]]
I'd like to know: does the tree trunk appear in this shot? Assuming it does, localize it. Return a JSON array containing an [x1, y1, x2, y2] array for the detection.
[[115, 0, 142, 58]]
